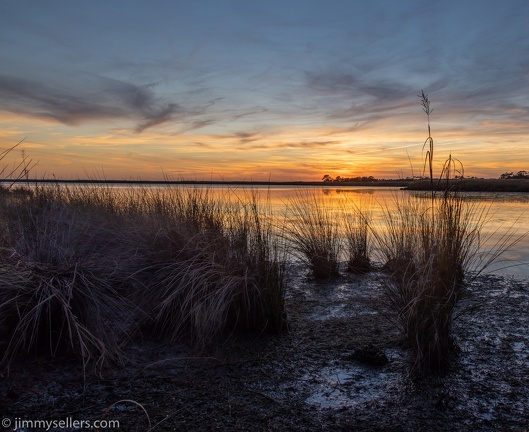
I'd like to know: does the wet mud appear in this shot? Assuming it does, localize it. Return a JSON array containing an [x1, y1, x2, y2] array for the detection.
[[1, 266, 528, 431]]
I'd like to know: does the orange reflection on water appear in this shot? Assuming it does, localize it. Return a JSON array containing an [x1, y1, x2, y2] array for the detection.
[[20, 183, 529, 278]]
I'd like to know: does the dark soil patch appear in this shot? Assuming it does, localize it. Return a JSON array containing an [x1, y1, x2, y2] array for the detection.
[[1, 266, 528, 431]]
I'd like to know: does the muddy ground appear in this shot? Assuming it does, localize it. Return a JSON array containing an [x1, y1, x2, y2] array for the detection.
[[1, 265, 528, 431]]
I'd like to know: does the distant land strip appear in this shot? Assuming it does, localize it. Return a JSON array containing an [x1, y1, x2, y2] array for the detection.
[[3, 178, 529, 192], [404, 178, 529, 192], [1, 178, 412, 187]]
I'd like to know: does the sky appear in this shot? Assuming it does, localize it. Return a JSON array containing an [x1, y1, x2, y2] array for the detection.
[[1, 0, 528, 181]]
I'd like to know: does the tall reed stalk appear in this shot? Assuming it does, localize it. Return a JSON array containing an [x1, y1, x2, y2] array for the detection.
[[0, 139, 37, 193], [374, 91, 518, 374], [420, 90, 434, 195]]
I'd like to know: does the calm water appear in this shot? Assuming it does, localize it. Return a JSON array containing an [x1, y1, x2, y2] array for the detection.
[[216, 185, 529, 279], [12, 183, 529, 279]]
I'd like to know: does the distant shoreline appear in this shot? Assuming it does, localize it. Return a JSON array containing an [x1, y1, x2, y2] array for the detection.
[[404, 178, 529, 193], [3, 178, 529, 192], [1, 178, 412, 187]]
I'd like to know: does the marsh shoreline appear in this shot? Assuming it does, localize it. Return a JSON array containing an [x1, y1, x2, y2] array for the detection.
[[2, 178, 411, 188], [4, 178, 529, 192]]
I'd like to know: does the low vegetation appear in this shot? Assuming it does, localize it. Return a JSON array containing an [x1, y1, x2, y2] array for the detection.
[[0, 174, 521, 376], [342, 198, 372, 274], [0, 183, 287, 371], [283, 190, 341, 279], [0, 184, 133, 368], [371, 91, 525, 374], [372, 191, 489, 372], [132, 188, 287, 347], [405, 177, 529, 192]]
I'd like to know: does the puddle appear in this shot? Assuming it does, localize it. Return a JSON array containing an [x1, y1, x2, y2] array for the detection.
[[302, 365, 400, 409], [309, 304, 349, 321], [293, 271, 385, 321]]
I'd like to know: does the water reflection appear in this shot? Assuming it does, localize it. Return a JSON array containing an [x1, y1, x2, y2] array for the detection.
[[240, 186, 529, 279], [14, 183, 529, 279]]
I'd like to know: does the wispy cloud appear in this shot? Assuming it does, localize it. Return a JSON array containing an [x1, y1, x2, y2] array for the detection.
[[0, 74, 183, 132]]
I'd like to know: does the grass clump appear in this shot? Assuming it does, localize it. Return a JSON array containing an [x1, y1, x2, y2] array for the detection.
[[0, 182, 288, 370], [342, 199, 372, 274], [120, 187, 287, 348], [372, 91, 507, 374], [374, 192, 485, 373], [283, 189, 341, 279], [0, 186, 133, 370]]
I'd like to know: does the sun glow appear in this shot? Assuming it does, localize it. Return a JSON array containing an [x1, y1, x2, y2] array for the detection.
[[1, 105, 528, 181]]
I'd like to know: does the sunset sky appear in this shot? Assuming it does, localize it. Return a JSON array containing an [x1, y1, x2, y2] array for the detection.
[[1, 0, 528, 181]]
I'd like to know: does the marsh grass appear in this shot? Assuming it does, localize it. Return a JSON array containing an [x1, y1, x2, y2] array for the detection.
[[371, 91, 476, 373], [342, 199, 372, 274], [283, 189, 341, 279], [0, 182, 287, 370], [228, 190, 287, 333], [372, 192, 492, 372], [0, 140, 37, 194], [0, 186, 134, 370], [372, 91, 526, 374], [369, 91, 471, 373], [374, 193, 425, 276], [1, 134, 526, 377], [135, 188, 287, 348]]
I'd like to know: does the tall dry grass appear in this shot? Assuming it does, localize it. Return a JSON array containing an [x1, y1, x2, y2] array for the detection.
[[0, 140, 37, 194], [283, 189, 342, 279], [372, 192, 491, 372], [0, 182, 287, 370], [0, 184, 134, 370], [371, 91, 470, 373], [342, 198, 372, 274], [372, 91, 525, 374], [133, 187, 287, 347]]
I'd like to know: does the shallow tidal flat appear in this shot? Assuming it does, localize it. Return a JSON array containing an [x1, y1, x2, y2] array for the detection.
[[1, 265, 528, 431]]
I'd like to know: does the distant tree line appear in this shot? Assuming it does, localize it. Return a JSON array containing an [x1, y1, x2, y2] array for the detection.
[[322, 174, 379, 182], [499, 171, 529, 180], [321, 174, 450, 182]]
